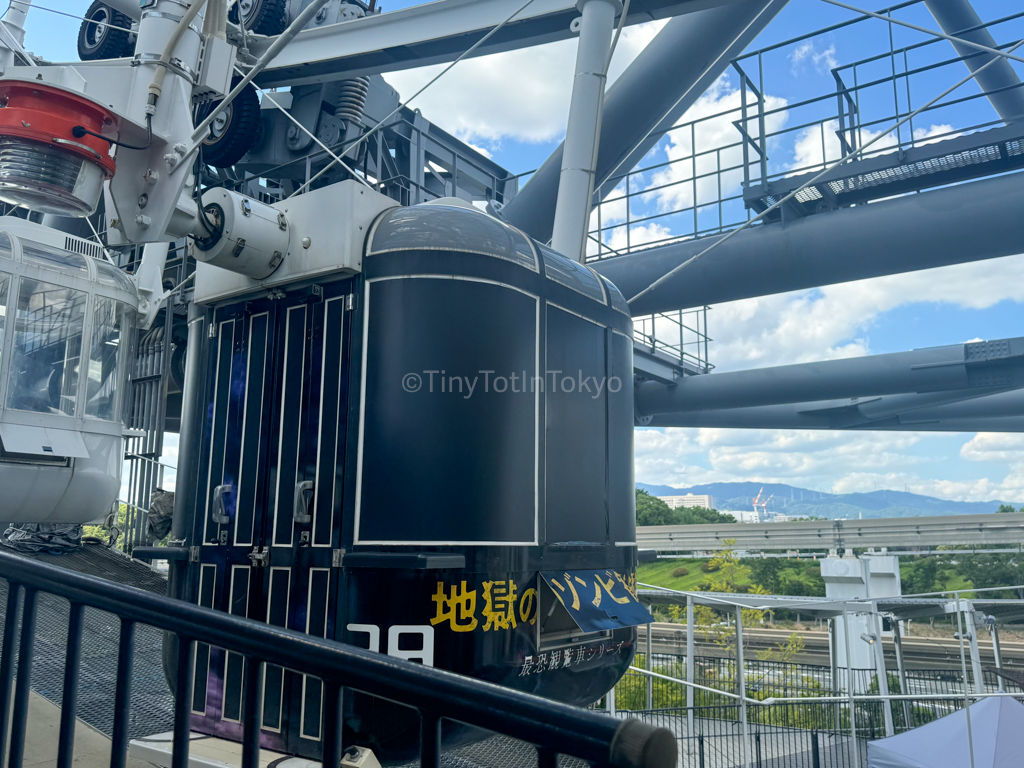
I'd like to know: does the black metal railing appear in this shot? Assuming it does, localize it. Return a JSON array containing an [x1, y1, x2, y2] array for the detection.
[[0, 552, 675, 768]]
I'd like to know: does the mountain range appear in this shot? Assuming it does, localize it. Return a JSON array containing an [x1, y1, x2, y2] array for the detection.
[[636, 481, 1021, 520]]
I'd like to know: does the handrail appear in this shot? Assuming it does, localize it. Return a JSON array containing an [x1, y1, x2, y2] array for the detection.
[[0, 551, 676, 768]]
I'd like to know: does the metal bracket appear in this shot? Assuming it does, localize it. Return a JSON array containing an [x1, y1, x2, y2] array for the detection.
[[189, 546, 201, 563], [248, 547, 270, 567], [332, 548, 345, 567], [346, 293, 356, 311]]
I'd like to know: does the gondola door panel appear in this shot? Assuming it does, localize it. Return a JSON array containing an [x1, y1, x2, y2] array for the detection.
[[189, 282, 353, 758], [259, 284, 352, 757], [190, 297, 278, 744]]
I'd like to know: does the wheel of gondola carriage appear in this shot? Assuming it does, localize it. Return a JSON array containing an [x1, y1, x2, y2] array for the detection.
[[78, 2, 135, 61], [196, 77, 261, 168], [229, 0, 288, 36]]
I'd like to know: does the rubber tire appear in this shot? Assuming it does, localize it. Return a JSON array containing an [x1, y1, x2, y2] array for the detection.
[[197, 78, 261, 169], [78, 2, 134, 61], [229, 0, 288, 36]]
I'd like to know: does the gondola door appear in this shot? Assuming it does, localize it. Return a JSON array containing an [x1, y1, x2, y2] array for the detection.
[[190, 295, 278, 744], [257, 282, 353, 758], [190, 280, 354, 757]]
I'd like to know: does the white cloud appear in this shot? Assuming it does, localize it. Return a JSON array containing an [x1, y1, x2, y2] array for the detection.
[[384, 20, 667, 146], [636, 427, 933, 494], [789, 41, 839, 75], [587, 221, 676, 257], [708, 253, 1024, 372], [637, 428, 1024, 503], [641, 76, 789, 214], [792, 120, 958, 175]]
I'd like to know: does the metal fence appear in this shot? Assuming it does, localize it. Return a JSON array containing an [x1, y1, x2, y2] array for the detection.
[[609, 650, 1024, 767], [0, 552, 675, 768]]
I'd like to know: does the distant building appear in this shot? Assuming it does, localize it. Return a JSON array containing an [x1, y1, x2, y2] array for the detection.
[[730, 510, 762, 524], [658, 494, 714, 510]]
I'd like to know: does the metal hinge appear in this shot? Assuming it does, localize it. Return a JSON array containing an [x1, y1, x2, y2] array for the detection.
[[189, 546, 201, 563], [208, 324, 217, 338], [332, 548, 345, 567], [346, 294, 355, 311], [248, 546, 270, 567]]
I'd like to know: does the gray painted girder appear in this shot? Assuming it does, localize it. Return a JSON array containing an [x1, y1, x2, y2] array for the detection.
[[636, 336, 1024, 417], [252, 0, 749, 87], [924, 0, 1024, 122], [645, 387, 1024, 431], [592, 170, 1024, 314], [501, 0, 788, 242]]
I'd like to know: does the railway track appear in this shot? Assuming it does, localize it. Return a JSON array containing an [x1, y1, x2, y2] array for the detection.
[[639, 623, 1024, 671]]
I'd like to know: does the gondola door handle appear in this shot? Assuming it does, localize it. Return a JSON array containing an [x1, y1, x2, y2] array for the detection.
[[211, 484, 231, 525], [293, 480, 314, 524]]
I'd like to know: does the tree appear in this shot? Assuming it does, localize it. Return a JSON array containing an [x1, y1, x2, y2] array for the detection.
[[955, 554, 1024, 599], [996, 503, 1020, 514], [676, 506, 737, 525], [903, 557, 940, 596], [635, 489, 678, 526], [749, 558, 785, 593], [635, 490, 737, 526]]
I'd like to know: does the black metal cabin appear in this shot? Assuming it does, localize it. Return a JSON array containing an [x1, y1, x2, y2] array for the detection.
[[178, 197, 646, 761]]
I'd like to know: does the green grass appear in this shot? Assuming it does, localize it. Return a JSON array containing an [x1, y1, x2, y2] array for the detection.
[[637, 559, 748, 592], [641, 556, 977, 600]]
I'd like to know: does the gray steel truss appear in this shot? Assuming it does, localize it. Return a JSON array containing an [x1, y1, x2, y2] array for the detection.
[[592, 169, 1024, 315], [250, 0, 750, 87], [636, 336, 1024, 432]]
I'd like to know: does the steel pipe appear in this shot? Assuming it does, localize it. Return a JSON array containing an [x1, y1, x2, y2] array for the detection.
[[551, 0, 620, 262], [924, 0, 1024, 122], [593, 170, 1024, 314], [503, 0, 789, 241]]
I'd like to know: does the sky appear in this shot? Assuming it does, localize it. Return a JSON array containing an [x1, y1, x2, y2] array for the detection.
[[21, 1, 1024, 503]]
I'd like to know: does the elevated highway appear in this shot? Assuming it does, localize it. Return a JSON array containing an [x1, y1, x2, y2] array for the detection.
[[637, 512, 1024, 554]]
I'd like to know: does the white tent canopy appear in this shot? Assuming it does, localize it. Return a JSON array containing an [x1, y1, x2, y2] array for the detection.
[[868, 697, 1024, 768]]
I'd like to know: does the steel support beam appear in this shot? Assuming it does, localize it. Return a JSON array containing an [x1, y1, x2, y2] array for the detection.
[[592, 170, 1024, 314], [963, 611, 987, 695], [250, 0, 746, 87], [636, 337, 1024, 418], [502, 0, 788, 241], [892, 621, 913, 729], [685, 595, 695, 741], [643, 386, 1024, 431], [924, 0, 1024, 122], [871, 613, 895, 737], [551, 0, 620, 262]]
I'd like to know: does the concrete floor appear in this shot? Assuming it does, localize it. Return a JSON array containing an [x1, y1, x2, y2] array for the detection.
[[21, 692, 151, 768]]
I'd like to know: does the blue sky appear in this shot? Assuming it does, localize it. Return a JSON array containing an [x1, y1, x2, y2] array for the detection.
[[22, 1, 1024, 503]]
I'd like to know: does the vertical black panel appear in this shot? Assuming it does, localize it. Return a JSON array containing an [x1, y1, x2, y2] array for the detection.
[[204, 320, 236, 543], [272, 306, 308, 547], [192, 565, 216, 713], [235, 313, 270, 546], [313, 297, 346, 547], [608, 331, 635, 544], [301, 569, 331, 740], [545, 306, 608, 544], [223, 567, 251, 722], [262, 568, 290, 730], [359, 278, 537, 543]]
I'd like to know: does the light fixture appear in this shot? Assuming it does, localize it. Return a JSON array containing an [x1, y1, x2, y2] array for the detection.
[[0, 81, 117, 216], [860, 632, 877, 645]]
